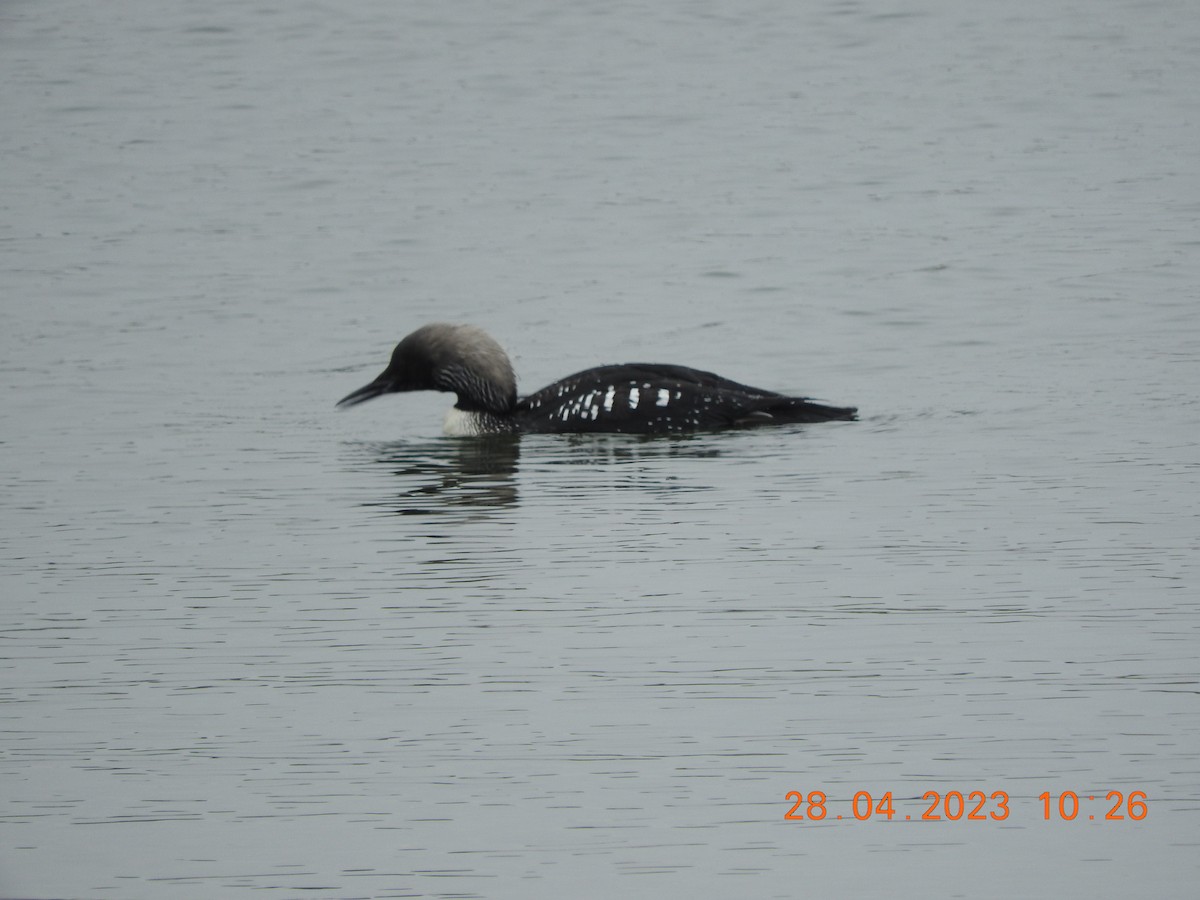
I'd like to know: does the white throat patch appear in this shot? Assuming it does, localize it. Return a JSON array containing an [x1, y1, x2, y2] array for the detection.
[[443, 406, 484, 436]]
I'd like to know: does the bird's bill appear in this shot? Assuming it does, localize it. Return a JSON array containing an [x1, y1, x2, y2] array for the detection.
[[336, 374, 391, 409]]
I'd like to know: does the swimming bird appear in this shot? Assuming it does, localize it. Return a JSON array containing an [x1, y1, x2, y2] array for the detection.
[[336, 323, 857, 435]]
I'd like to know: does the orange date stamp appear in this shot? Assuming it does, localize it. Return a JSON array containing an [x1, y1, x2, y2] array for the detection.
[[783, 790, 1148, 822]]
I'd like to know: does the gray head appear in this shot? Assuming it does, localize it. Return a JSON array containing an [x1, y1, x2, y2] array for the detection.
[[336, 323, 518, 414]]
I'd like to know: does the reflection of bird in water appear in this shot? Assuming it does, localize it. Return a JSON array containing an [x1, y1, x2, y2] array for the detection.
[[343, 438, 522, 517]]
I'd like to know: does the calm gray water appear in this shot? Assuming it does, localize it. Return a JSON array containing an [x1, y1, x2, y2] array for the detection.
[[3, 0, 1199, 897]]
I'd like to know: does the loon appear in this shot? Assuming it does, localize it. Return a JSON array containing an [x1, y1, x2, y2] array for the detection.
[[336, 323, 857, 436]]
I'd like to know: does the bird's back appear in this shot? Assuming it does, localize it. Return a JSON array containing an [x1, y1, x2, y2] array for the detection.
[[514, 364, 856, 434]]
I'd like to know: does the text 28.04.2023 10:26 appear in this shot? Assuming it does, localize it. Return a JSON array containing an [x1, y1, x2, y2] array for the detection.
[[783, 790, 1149, 822]]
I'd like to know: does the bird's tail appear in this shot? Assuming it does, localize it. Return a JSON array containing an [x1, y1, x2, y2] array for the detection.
[[741, 397, 858, 425]]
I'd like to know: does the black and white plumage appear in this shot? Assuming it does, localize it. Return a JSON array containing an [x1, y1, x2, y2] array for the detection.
[[336, 323, 857, 436]]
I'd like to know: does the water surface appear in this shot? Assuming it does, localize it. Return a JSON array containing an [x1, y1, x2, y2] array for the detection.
[[3, 1, 1198, 897]]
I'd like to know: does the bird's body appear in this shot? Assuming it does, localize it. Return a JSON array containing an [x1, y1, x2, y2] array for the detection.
[[337, 323, 857, 435]]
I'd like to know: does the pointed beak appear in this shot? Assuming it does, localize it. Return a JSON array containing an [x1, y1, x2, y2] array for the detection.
[[336, 373, 392, 409]]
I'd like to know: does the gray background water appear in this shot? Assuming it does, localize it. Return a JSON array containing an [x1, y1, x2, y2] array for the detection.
[[3, 0, 1198, 897]]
